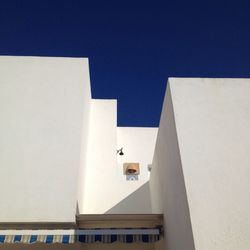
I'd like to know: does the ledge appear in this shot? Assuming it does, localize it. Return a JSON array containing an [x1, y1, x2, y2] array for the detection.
[[76, 214, 163, 229], [0, 214, 163, 230], [0, 222, 76, 230]]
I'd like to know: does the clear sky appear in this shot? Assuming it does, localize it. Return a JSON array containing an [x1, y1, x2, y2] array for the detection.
[[0, 1, 249, 126]]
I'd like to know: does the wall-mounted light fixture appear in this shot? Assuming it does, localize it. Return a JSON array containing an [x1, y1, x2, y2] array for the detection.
[[117, 148, 124, 156]]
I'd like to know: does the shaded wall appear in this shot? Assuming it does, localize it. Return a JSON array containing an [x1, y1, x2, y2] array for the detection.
[[170, 78, 250, 250], [105, 182, 152, 214], [150, 78, 250, 250], [149, 83, 195, 250], [82, 110, 157, 214]]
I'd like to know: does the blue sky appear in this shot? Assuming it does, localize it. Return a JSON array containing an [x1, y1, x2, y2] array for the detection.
[[0, 0, 249, 126]]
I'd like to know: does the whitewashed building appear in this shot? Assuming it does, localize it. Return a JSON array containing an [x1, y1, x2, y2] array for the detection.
[[0, 56, 250, 250]]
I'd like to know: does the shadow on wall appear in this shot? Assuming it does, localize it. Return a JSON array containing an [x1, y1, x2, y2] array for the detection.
[[105, 182, 152, 214]]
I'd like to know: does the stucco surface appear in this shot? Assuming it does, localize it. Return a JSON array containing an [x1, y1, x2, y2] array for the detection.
[[0, 56, 91, 222], [149, 84, 195, 250], [82, 104, 157, 214], [81, 100, 118, 213], [170, 78, 250, 250]]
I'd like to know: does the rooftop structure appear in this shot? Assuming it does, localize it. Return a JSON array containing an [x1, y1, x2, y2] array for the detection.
[[0, 56, 250, 250]]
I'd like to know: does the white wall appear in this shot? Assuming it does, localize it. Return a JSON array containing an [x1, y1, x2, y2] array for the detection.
[[117, 127, 158, 181], [81, 99, 118, 214], [106, 127, 158, 214], [150, 78, 250, 250], [105, 182, 152, 214], [0, 56, 91, 222], [81, 106, 158, 214], [170, 78, 250, 250], [77, 62, 92, 214], [149, 83, 195, 250]]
